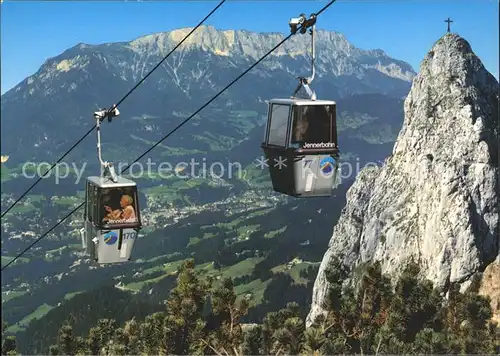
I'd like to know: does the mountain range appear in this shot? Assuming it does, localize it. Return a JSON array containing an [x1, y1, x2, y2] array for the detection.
[[0, 25, 423, 353], [1, 25, 415, 165]]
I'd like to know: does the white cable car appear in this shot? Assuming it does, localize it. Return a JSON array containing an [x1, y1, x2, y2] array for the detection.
[[80, 107, 142, 264], [261, 13, 340, 197]]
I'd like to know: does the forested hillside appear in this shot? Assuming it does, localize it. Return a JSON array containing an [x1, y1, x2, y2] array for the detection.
[[3, 259, 498, 355]]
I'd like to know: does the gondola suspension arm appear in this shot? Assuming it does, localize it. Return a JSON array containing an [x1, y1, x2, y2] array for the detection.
[[290, 13, 317, 100], [93, 106, 120, 182]]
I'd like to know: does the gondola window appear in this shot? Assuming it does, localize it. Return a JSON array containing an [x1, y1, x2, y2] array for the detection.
[[291, 105, 334, 145], [267, 104, 290, 147]]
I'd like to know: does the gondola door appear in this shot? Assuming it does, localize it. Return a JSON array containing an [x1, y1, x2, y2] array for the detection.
[[262, 102, 295, 195], [82, 180, 99, 261]]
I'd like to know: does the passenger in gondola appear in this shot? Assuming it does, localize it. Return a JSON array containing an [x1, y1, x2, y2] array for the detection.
[[291, 113, 309, 148], [119, 195, 136, 221], [103, 195, 136, 223]]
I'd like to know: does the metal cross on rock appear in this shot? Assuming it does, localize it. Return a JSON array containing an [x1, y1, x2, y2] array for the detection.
[[445, 17, 453, 32]]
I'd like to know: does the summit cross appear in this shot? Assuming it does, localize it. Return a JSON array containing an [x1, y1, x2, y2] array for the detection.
[[445, 17, 453, 32]]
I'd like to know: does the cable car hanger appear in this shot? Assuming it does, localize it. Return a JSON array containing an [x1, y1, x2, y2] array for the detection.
[[93, 105, 120, 183], [290, 13, 318, 101], [81, 105, 143, 264]]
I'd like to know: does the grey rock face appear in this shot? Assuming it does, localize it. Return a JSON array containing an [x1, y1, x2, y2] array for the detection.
[[307, 33, 499, 326]]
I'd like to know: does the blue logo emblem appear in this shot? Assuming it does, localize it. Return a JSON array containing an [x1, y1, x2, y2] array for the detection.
[[320, 156, 336, 175], [104, 231, 118, 245]]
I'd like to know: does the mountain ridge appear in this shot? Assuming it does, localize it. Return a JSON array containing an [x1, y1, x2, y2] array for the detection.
[[1, 25, 414, 166], [2, 25, 415, 100]]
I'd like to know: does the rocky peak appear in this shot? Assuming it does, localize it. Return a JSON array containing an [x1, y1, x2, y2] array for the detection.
[[307, 33, 499, 326], [126, 25, 357, 59], [395, 33, 498, 161]]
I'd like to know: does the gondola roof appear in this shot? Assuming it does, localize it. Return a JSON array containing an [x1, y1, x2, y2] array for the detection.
[[87, 176, 137, 188], [268, 98, 336, 106]]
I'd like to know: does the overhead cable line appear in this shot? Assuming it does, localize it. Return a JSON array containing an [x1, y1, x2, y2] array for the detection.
[[0, 0, 226, 219], [1, 0, 338, 272], [118, 0, 338, 173]]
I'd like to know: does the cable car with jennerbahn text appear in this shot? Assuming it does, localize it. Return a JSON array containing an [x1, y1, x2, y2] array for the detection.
[[261, 13, 340, 197]]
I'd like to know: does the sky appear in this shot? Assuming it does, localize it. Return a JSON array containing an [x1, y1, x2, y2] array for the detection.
[[1, 0, 498, 95]]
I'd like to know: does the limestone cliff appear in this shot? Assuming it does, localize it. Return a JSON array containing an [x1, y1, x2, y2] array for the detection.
[[307, 33, 499, 326]]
